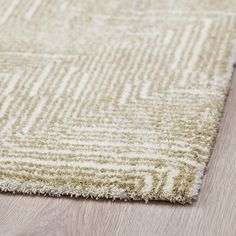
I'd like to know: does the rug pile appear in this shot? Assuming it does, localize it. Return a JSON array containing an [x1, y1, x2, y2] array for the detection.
[[0, 0, 236, 203]]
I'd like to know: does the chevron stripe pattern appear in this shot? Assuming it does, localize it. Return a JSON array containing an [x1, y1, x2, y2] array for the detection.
[[0, 0, 236, 204]]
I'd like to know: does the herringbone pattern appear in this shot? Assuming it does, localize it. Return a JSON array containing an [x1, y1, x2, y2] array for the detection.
[[0, 0, 236, 203]]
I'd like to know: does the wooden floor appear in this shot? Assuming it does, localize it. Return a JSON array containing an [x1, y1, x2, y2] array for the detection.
[[0, 71, 236, 236]]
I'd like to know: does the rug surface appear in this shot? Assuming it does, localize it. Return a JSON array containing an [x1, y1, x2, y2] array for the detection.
[[0, 0, 236, 204]]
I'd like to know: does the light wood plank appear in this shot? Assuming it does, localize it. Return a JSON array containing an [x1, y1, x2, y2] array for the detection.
[[0, 70, 236, 236]]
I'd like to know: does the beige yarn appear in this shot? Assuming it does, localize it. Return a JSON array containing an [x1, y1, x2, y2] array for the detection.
[[0, 0, 236, 203]]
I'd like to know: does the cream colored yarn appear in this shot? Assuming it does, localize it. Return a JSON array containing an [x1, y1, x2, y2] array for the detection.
[[0, 0, 236, 203]]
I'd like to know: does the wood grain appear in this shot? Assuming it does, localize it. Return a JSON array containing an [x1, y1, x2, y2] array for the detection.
[[0, 70, 236, 236]]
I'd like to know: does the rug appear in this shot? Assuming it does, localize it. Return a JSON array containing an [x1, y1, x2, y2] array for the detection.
[[0, 0, 236, 204]]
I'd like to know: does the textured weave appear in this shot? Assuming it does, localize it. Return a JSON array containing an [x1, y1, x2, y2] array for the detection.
[[0, 0, 236, 204]]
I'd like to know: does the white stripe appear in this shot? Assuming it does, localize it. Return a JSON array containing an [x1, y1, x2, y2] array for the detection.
[[23, 98, 47, 133], [54, 66, 77, 99], [2, 73, 22, 96], [119, 83, 132, 104], [0, 96, 13, 119], [29, 64, 53, 97], [0, 1, 19, 24], [73, 73, 90, 100], [24, 0, 42, 20], [189, 20, 211, 68], [163, 169, 180, 195]]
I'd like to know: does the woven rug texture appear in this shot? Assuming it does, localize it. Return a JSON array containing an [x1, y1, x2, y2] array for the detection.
[[0, 0, 236, 203]]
